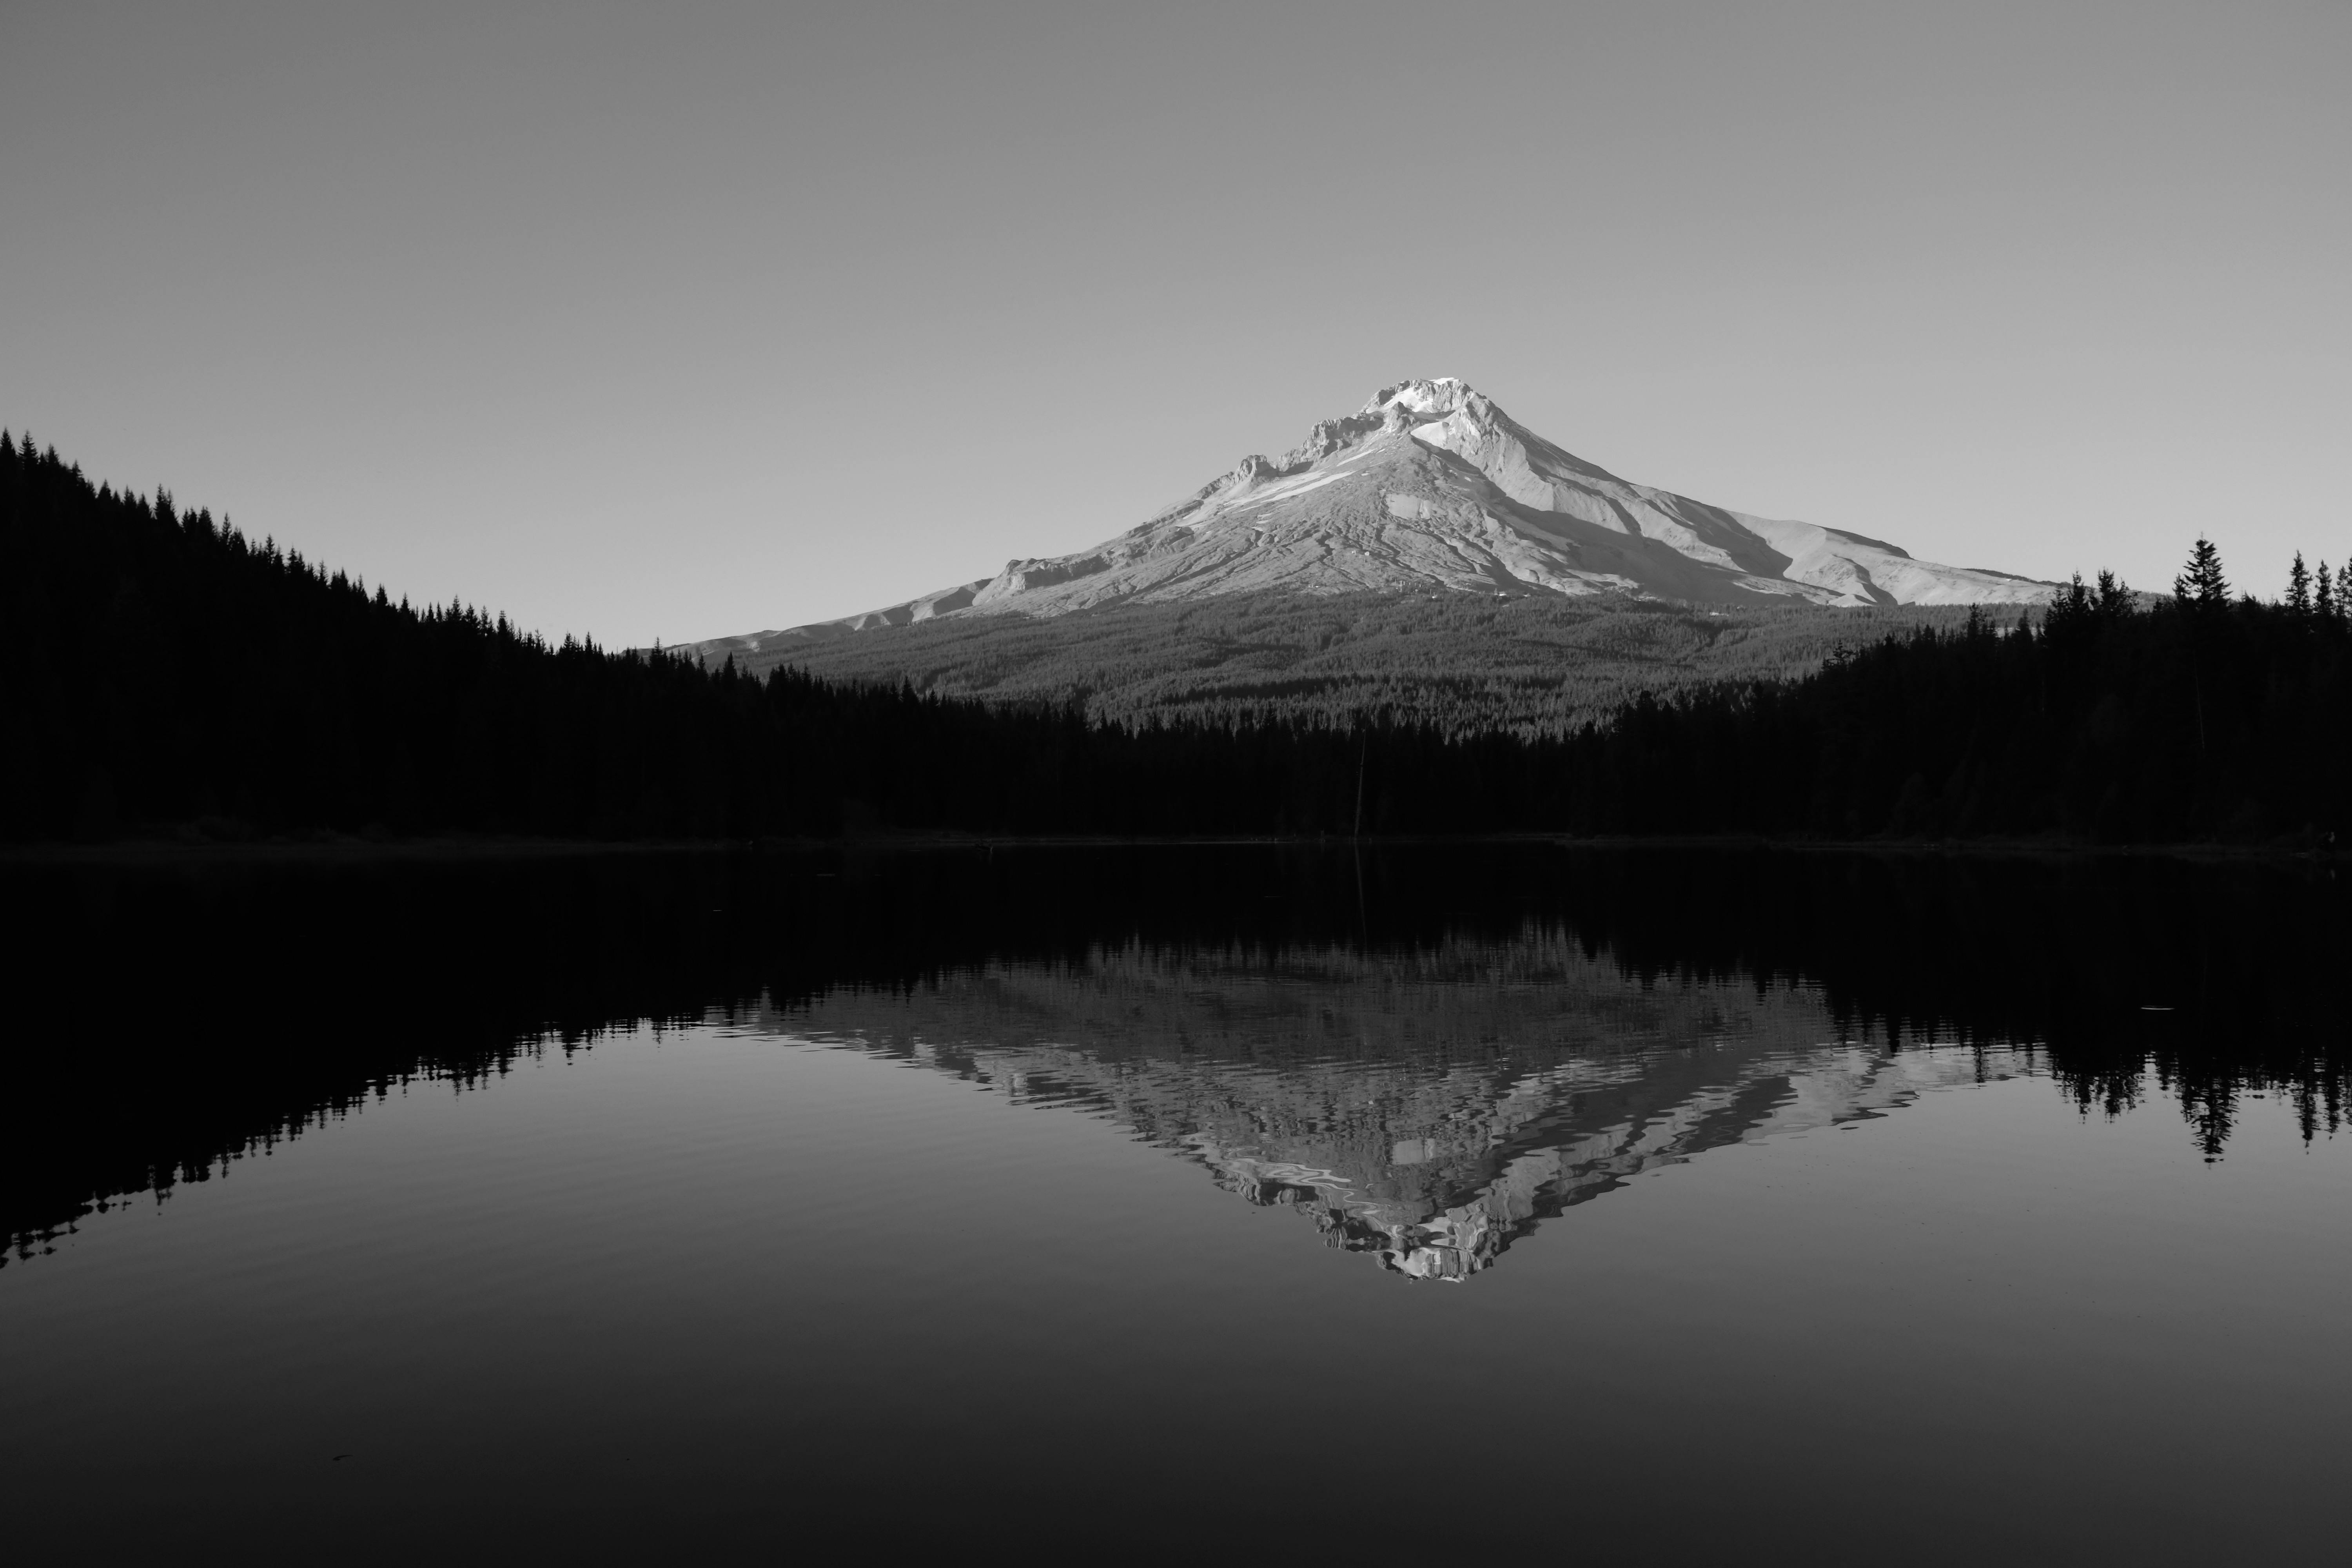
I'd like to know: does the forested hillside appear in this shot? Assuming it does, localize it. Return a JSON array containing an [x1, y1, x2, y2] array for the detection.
[[1556, 569, 2352, 844], [682, 591, 1982, 737], [7, 432, 2345, 846], [0, 430, 1518, 841]]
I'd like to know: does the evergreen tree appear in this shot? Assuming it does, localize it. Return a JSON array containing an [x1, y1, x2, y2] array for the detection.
[[2174, 537, 2229, 605], [2318, 562, 2336, 622], [2051, 573, 2093, 628], [2287, 552, 2312, 615]]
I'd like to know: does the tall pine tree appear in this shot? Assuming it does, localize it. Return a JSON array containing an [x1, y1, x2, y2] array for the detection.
[[2174, 537, 2229, 605]]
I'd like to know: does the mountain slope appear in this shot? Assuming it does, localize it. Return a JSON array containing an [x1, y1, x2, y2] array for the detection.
[[677, 588, 1992, 738], [701, 378, 2051, 658]]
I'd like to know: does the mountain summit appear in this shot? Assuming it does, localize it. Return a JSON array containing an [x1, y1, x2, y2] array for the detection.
[[736, 377, 2049, 643]]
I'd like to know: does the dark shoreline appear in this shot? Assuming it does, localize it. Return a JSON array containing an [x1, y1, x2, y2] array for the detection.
[[3, 828, 2338, 869]]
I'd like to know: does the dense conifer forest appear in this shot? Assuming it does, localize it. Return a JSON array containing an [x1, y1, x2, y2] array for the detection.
[[1565, 569, 2350, 843], [5, 431, 2346, 845], [684, 589, 1987, 737]]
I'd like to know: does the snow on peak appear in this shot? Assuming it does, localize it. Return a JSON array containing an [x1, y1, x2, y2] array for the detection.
[[1191, 380, 1517, 491], [1361, 377, 1475, 417]]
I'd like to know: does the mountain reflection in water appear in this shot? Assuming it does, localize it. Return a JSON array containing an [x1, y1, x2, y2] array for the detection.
[[747, 936, 2021, 1278], [5, 842, 2347, 1267], [10, 843, 2352, 1563]]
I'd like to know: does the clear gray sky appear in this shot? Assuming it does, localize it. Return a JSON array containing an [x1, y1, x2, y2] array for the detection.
[[5, 1, 2346, 643]]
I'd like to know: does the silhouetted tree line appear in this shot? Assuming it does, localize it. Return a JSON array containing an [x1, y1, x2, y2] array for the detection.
[[1561, 548, 2352, 842], [6, 432, 2345, 844], [0, 430, 1490, 838]]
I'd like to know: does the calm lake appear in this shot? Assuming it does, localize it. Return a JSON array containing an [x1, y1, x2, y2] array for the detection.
[[4, 844, 2348, 1561]]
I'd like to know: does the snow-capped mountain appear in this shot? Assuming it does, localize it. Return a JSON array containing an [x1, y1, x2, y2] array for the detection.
[[711, 377, 2050, 650]]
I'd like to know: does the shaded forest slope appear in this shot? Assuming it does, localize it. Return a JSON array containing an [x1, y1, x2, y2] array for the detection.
[[679, 592, 1982, 737]]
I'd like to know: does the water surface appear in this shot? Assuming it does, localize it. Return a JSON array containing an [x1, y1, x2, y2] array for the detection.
[[4, 846, 2347, 1560]]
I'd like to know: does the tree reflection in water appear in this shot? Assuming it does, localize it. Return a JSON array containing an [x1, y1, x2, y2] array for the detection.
[[7, 842, 2345, 1266]]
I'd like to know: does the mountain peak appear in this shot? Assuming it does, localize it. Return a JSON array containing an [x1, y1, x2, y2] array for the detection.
[[1248, 379, 1500, 476], [706, 379, 2054, 641], [1362, 376, 1474, 414]]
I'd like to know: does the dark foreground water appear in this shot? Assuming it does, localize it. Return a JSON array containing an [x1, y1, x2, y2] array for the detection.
[[4, 844, 2349, 1561]]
